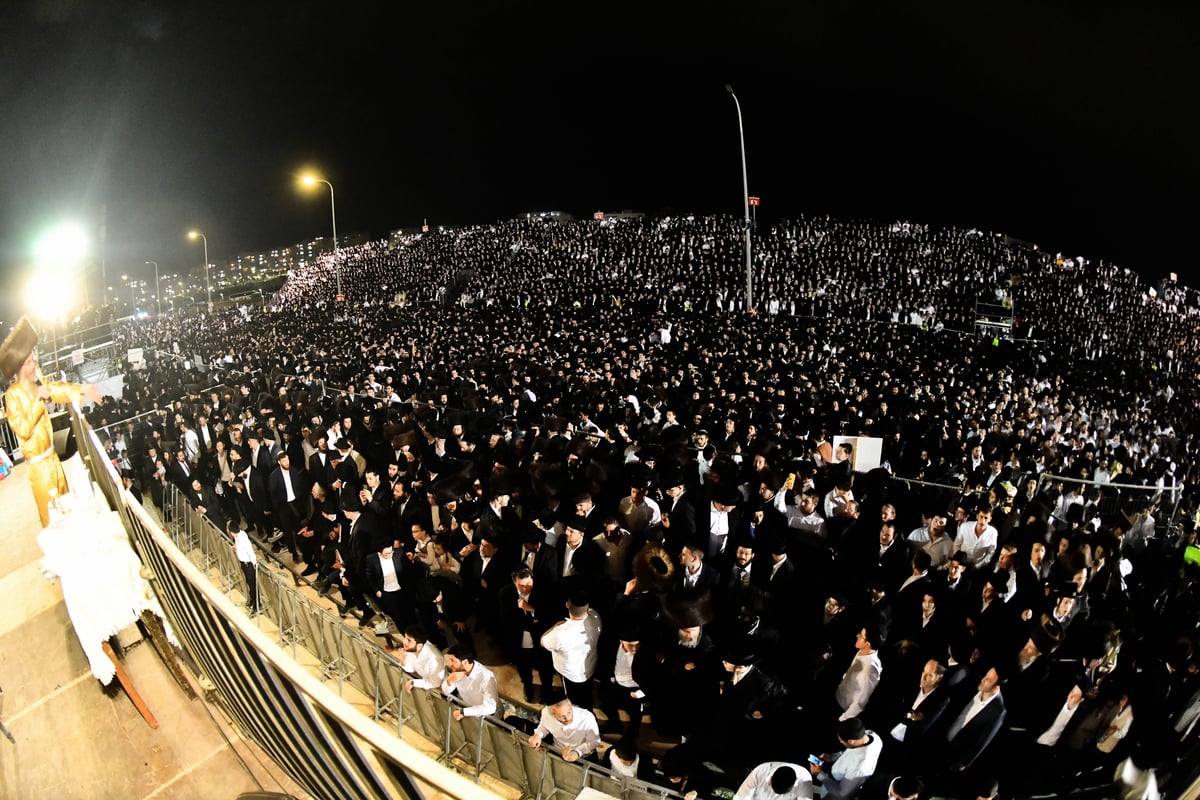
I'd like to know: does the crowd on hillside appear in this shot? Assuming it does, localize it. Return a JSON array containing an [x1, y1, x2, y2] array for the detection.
[[86, 213, 1200, 800]]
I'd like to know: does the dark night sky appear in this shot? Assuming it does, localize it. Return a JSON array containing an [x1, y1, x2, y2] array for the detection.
[[1, 2, 1197, 324]]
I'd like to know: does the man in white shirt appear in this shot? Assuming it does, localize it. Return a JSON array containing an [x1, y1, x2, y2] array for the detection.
[[953, 506, 999, 570], [529, 698, 601, 762], [835, 627, 883, 722], [541, 591, 603, 710], [227, 520, 259, 616], [597, 625, 646, 738], [787, 491, 827, 539], [395, 625, 445, 694], [441, 644, 498, 719], [809, 717, 883, 800], [618, 476, 662, 537], [910, 513, 954, 570], [734, 762, 812, 800], [1035, 684, 1085, 748]]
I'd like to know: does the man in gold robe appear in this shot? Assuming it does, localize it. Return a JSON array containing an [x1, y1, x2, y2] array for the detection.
[[1, 317, 102, 526]]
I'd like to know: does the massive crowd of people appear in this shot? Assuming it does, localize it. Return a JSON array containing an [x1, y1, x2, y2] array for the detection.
[[88, 212, 1200, 799]]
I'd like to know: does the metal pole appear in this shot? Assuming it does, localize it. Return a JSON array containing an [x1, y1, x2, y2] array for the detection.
[[201, 235, 211, 312], [321, 179, 341, 296], [146, 261, 160, 316], [725, 84, 753, 310]]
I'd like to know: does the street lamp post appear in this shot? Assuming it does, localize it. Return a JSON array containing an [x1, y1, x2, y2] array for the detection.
[[188, 231, 211, 311], [145, 261, 160, 316], [725, 84, 753, 310], [300, 174, 341, 297]]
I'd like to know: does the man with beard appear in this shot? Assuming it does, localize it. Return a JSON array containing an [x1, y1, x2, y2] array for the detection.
[[643, 592, 723, 741], [394, 625, 445, 695]]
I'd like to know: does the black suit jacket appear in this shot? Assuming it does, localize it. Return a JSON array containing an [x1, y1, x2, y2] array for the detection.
[[553, 536, 610, 603], [269, 465, 310, 516], [363, 551, 409, 597], [497, 581, 554, 661], [940, 691, 1006, 770], [308, 449, 338, 488]]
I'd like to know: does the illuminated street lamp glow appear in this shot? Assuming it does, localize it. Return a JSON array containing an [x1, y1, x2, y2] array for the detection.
[[298, 172, 341, 297]]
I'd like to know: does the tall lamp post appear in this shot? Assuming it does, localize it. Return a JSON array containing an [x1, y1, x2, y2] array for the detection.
[[187, 230, 211, 311], [299, 174, 341, 298], [145, 261, 160, 316], [725, 84, 753, 310]]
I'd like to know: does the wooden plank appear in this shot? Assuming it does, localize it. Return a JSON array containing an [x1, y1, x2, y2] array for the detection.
[[102, 640, 159, 729]]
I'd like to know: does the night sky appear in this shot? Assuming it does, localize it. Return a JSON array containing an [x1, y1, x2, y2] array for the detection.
[[1, 2, 1196, 325]]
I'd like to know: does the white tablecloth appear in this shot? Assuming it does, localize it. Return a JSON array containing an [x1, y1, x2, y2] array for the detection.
[[37, 507, 175, 684]]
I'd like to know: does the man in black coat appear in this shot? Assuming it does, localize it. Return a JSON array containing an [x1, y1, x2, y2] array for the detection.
[[873, 658, 953, 769], [658, 468, 697, 553], [363, 541, 410, 633], [929, 665, 1007, 783], [460, 528, 512, 637], [554, 514, 609, 605], [269, 451, 311, 560], [497, 566, 555, 701], [307, 435, 338, 490], [693, 483, 743, 566]]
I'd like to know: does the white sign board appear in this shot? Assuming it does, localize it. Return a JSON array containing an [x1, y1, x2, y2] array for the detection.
[[832, 435, 884, 473]]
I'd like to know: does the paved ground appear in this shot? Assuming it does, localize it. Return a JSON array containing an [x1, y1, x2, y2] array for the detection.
[[0, 458, 306, 800]]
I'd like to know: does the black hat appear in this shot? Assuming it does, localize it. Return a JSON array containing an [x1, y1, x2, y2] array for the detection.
[[340, 491, 363, 513], [486, 477, 513, 500], [616, 618, 645, 642], [628, 464, 653, 490], [335, 437, 351, 451], [722, 644, 760, 666], [711, 483, 742, 507], [564, 514, 590, 532], [949, 551, 971, 566], [660, 468, 687, 489], [661, 588, 715, 628], [456, 500, 482, 524], [985, 572, 1009, 597]]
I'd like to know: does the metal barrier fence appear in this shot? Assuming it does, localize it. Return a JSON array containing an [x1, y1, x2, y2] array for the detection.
[[1035, 472, 1185, 538], [71, 404, 687, 800]]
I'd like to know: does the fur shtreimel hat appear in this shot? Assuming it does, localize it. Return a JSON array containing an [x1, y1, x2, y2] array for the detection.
[[632, 542, 676, 593], [0, 317, 38, 381]]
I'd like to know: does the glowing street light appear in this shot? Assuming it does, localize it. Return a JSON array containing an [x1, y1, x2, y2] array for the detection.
[[299, 173, 341, 297], [724, 84, 753, 310], [145, 261, 160, 316], [187, 230, 212, 311]]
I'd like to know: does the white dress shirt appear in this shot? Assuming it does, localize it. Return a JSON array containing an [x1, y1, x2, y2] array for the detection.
[[534, 705, 601, 757], [441, 662, 499, 717]]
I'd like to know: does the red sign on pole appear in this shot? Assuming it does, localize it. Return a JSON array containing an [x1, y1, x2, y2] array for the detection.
[[593, 212, 605, 221], [421, 224, 429, 233], [748, 196, 761, 207]]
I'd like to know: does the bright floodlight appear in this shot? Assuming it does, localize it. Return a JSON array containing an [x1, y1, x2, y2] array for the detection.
[[25, 272, 76, 320], [188, 230, 201, 240], [33, 223, 88, 268], [300, 174, 318, 187]]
